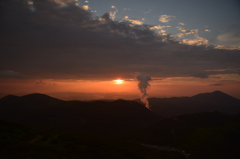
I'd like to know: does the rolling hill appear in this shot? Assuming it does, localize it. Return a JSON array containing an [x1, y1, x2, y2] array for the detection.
[[1, 91, 240, 158], [0, 94, 161, 134], [148, 91, 240, 117], [133, 111, 240, 159]]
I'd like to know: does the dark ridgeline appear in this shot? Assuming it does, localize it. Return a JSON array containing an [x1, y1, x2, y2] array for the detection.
[[147, 90, 240, 117], [0, 91, 240, 132], [0, 93, 161, 133], [0, 91, 240, 159]]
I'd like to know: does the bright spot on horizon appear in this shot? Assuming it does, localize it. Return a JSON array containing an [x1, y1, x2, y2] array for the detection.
[[114, 79, 124, 84]]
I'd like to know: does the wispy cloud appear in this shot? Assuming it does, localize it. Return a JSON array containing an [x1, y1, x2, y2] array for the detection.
[[35, 80, 59, 88], [178, 22, 185, 25], [205, 29, 211, 32], [175, 27, 197, 38], [123, 8, 131, 11], [215, 45, 240, 50], [0, 70, 28, 79], [144, 9, 151, 14], [210, 83, 223, 86], [110, 5, 118, 20], [159, 15, 175, 23], [174, 26, 209, 46], [53, 0, 76, 7], [111, 5, 117, 9], [124, 16, 143, 26], [217, 32, 240, 47], [150, 25, 171, 30], [182, 35, 208, 45], [27, 0, 33, 5]]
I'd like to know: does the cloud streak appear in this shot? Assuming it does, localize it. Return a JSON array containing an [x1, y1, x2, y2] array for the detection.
[[159, 15, 175, 23], [217, 32, 240, 47]]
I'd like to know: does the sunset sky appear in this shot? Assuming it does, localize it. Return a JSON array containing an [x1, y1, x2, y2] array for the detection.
[[1, 0, 240, 100]]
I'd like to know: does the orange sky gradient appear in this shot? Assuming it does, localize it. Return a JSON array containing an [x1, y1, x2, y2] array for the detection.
[[1, 74, 240, 100]]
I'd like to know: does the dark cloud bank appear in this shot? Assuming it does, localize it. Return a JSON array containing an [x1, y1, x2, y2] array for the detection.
[[1, 0, 240, 80]]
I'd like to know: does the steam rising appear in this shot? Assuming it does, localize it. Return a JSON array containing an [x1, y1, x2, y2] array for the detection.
[[137, 74, 152, 109]]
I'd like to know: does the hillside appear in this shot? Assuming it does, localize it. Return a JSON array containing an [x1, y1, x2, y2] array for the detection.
[[148, 91, 240, 117], [133, 111, 240, 159], [0, 119, 185, 159], [0, 94, 161, 134], [1, 92, 240, 159]]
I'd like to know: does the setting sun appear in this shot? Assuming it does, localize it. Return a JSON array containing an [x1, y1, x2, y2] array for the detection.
[[114, 79, 124, 84]]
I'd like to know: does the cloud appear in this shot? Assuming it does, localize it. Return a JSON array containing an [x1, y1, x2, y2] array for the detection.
[[210, 83, 223, 86], [205, 29, 211, 32], [27, 0, 34, 5], [53, 0, 76, 7], [214, 45, 240, 50], [35, 81, 47, 85], [0, 70, 27, 79], [110, 5, 118, 20], [150, 25, 171, 30], [82, 5, 89, 10], [35, 80, 59, 88], [159, 15, 175, 23], [174, 27, 208, 46], [111, 5, 117, 9], [182, 35, 208, 45], [217, 32, 240, 47], [0, 0, 240, 80], [144, 9, 151, 14], [124, 16, 143, 26], [157, 29, 167, 36], [150, 25, 170, 36], [175, 27, 197, 38], [179, 22, 185, 25]]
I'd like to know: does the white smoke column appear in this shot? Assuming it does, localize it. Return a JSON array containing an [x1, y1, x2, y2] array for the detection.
[[137, 74, 152, 109]]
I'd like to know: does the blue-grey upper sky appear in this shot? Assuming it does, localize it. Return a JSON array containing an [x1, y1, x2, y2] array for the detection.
[[85, 0, 240, 47]]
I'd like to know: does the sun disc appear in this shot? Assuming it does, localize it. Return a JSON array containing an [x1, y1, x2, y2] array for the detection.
[[114, 79, 124, 84]]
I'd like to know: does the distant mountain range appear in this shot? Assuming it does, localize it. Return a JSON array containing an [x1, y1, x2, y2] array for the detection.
[[147, 90, 240, 117], [0, 91, 240, 133], [0, 93, 160, 133], [1, 91, 240, 159]]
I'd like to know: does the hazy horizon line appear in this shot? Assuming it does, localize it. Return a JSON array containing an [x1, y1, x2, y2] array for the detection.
[[1, 90, 240, 100]]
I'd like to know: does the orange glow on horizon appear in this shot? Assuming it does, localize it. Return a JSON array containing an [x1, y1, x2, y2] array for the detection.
[[0, 74, 240, 100]]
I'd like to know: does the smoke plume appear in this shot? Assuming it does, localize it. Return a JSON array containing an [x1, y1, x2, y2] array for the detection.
[[137, 74, 152, 109]]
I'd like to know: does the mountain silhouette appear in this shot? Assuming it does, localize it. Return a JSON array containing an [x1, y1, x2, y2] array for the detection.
[[1, 91, 240, 133], [20, 93, 63, 107], [0, 94, 161, 133], [193, 90, 239, 102], [1, 92, 240, 159], [148, 91, 240, 117], [1, 93, 62, 110]]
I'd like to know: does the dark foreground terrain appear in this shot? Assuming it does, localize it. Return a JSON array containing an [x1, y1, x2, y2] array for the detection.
[[0, 91, 240, 159]]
